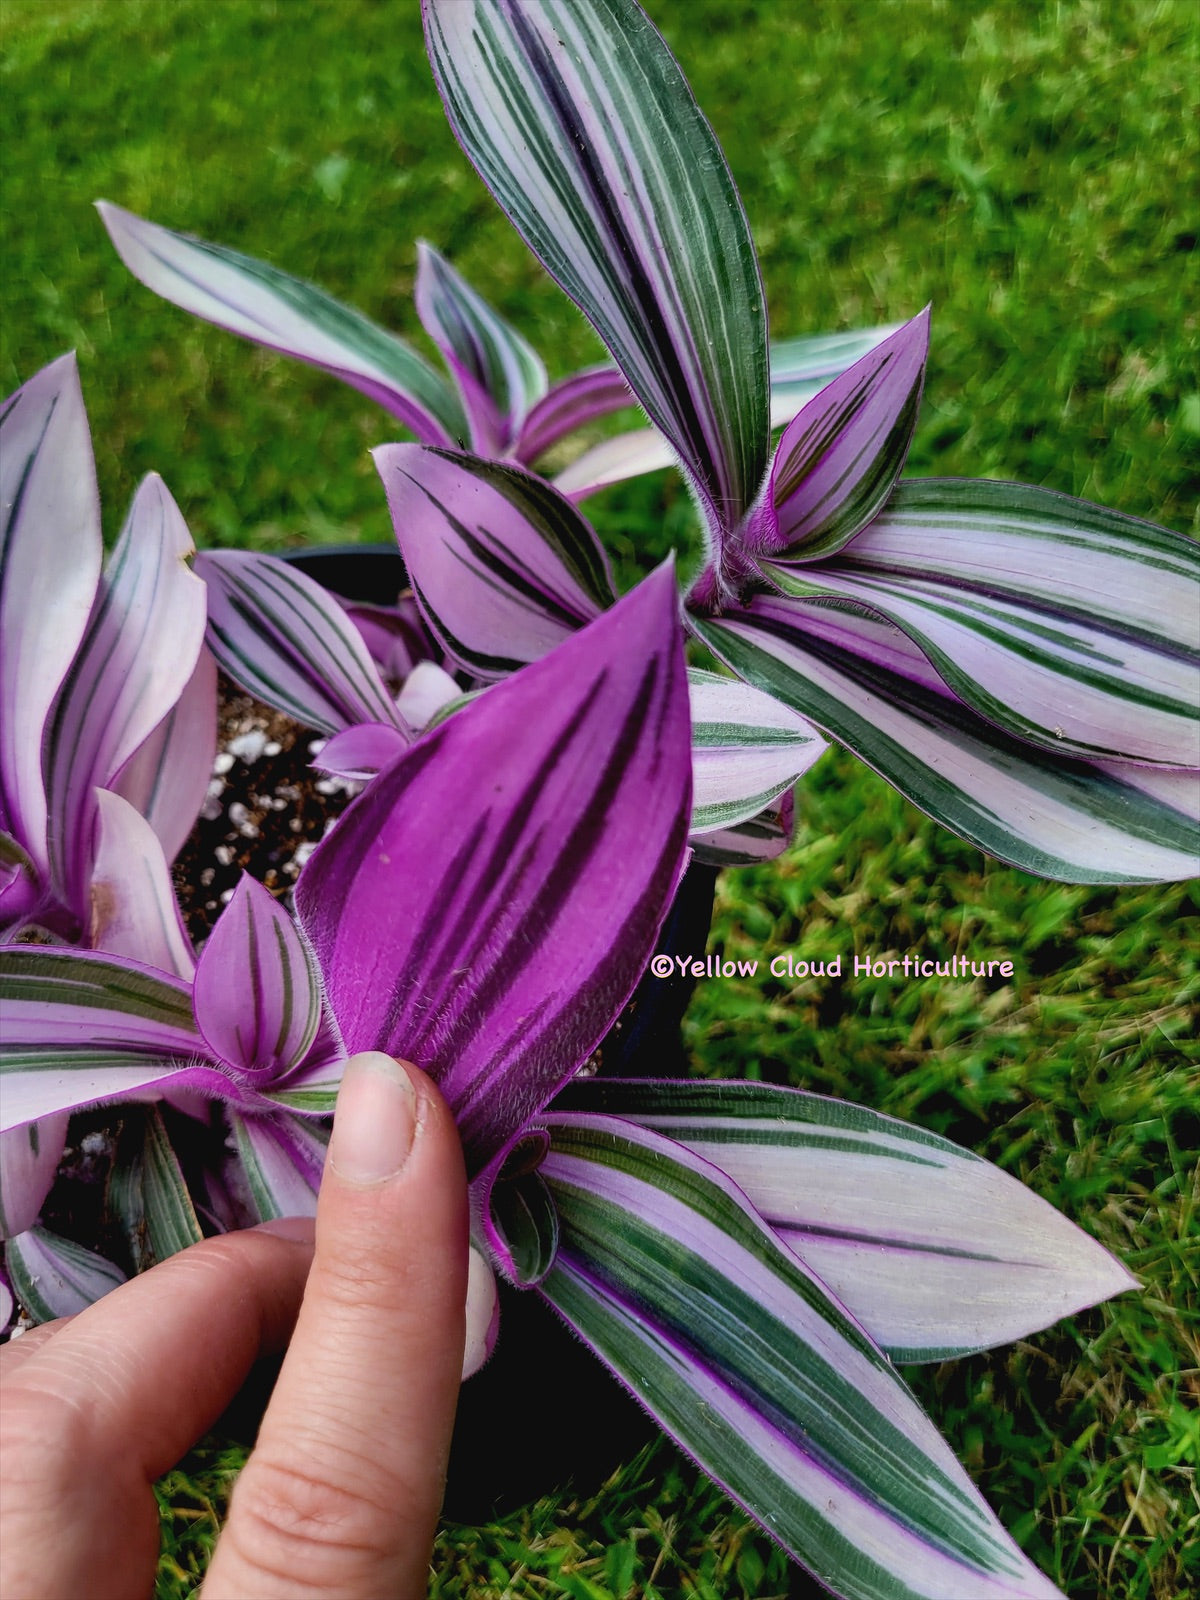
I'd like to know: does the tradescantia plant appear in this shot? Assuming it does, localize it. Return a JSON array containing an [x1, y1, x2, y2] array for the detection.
[[1, 566, 1135, 1600], [96, 1, 1199, 886], [0, 352, 215, 1259]]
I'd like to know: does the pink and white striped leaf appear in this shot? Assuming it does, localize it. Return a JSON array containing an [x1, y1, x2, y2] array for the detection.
[[687, 669, 826, 835], [374, 444, 616, 678], [229, 1110, 329, 1223], [6, 1225, 127, 1322], [96, 201, 467, 447], [553, 427, 680, 502], [295, 563, 692, 1173], [0, 947, 208, 1132], [516, 366, 633, 464], [748, 310, 930, 561], [549, 326, 906, 501], [0, 1114, 69, 1241], [193, 875, 322, 1080], [415, 240, 547, 455], [0, 354, 102, 878], [539, 1114, 1063, 1600], [556, 1080, 1136, 1363], [112, 644, 217, 867], [688, 790, 796, 866], [197, 550, 402, 736], [761, 479, 1200, 768], [44, 472, 206, 924], [768, 324, 906, 427], [694, 599, 1200, 883], [424, 0, 769, 542], [90, 790, 195, 979]]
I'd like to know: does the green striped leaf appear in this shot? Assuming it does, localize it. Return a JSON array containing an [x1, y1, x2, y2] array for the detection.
[[694, 598, 1200, 883], [554, 1080, 1136, 1363], [415, 240, 547, 454], [109, 1106, 203, 1270], [1, 947, 204, 1131], [688, 668, 826, 834], [761, 479, 1200, 767], [540, 1114, 1062, 1600], [97, 201, 467, 446], [7, 1225, 127, 1322], [425, 0, 769, 540]]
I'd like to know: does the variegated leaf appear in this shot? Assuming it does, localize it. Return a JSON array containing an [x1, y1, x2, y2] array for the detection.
[[197, 549, 402, 735], [556, 1080, 1136, 1363], [0, 947, 206, 1131], [112, 644, 217, 867], [748, 310, 930, 560], [7, 1225, 127, 1322], [540, 1114, 1062, 1600], [762, 478, 1200, 768], [97, 201, 467, 445], [425, 0, 769, 540], [109, 1105, 203, 1269], [193, 875, 322, 1080], [44, 473, 206, 923], [0, 354, 102, 877], [374, 444, 616, 677], [415, 240, 547, 454], [516, 365, 633, 463], [688, 790, 795, 866], [694, 598, 1200, 883], [229, 1110, 329, 1222], [687, 668, 826, 834], [768, 323, 905, 427]]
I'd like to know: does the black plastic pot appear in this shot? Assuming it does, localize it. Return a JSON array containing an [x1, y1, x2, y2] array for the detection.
[[281, 544, 717, 1520]]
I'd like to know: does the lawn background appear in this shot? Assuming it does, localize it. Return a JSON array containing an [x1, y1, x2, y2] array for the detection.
[[2, 1, 1197, 1597]]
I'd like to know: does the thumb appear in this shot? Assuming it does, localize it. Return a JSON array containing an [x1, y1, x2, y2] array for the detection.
[[204, 1052, 469, 1600]]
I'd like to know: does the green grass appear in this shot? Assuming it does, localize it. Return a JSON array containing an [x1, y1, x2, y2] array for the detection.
[[3, 1, 1197, 1596]]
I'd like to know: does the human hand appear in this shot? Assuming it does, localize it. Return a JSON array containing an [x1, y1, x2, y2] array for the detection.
[[0, 1052, 469, 1600]]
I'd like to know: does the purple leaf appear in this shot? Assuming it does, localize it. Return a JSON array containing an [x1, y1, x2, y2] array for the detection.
[[295, 562, 692, 1172], [0, 354, 102, 877], [197, 549, 402, 735], [97, 201, 467, 446], [340, 597, 436, 690], [746, 309, 930, 561], [194, 874, 322, 1080], [414, 240, 547, 455], [44, 472, 206, 923], [89, 790, 196, 978], [112, 644, 218, 867], [312, 723, 410, 781], [374, 444, 616, 678], [515, 366, 633, 464], [424, 0, 769, 543]]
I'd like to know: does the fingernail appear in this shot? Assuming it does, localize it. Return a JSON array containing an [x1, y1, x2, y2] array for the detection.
[[329, 1051, 418, 1185], [253, 1216, 317, 1243]]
